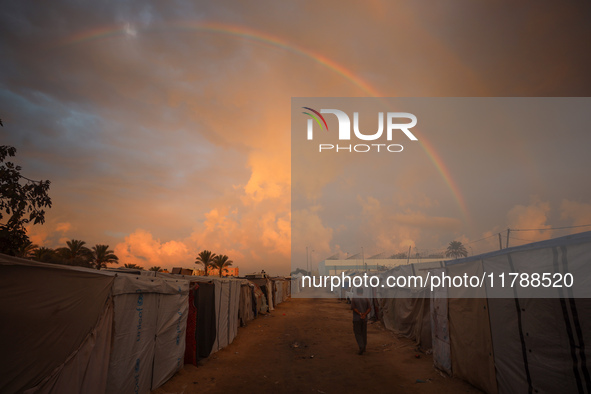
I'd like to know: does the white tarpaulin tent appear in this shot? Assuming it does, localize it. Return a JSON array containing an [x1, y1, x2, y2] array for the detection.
[[189, 276, 241, 354], [432, 231, 591, 393], [106, 274, 189, 394], [0, 255, 191, 394]]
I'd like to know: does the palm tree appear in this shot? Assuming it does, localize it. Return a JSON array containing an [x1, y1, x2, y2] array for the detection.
[[445, 241, 468, 259], [149, 266, 163, 272], [195, 250, 216, 276], [56, 239, 92, 266], [91, 244, 119, 270], [15, 240, 38, 259], [124, 263, 143, 270], [212, 254, 233, 277], [32, 247, 56, 263]]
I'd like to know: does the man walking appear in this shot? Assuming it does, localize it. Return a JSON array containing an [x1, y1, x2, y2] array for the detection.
[[351, 287, 371, 355]]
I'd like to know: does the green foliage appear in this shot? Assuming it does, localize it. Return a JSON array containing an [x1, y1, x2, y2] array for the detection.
[[124, 263, 143, 270], [15, 240, 38, 258], [445, 240, 468, 259], [0, 145, 52, 255], [212, 254, 233, 277], [32, 247, 58, 263], [149, 266, 163, 272], [195, 250, 216, 276], [91, 244, 119, 270], [56, 239, 92, 267]]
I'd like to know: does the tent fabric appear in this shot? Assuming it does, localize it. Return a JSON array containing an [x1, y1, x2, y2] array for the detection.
[[106, 288, 159, 394], [0, 256, 114, 394], [430, 269, 451, 375], [376, 261, 441, 350], [184, 284, 198, 365], [378, 295, 432, 350], [274, 279, 284, 305], [239, 283, 254, 326], [151, 280, 189, 390], [189, 277, 240, 355], [24, 298, 114, 394], [446, 260, 497, 394], [194, 281, 217, 360], [106, 274, 189, 394], [488, 297, 591, 394], [249, 278, 274, 311], [448, 297, 497, 394], [229, 280, 240, 343], [213, 280, 229, 351], [251, 283, 267, 314]]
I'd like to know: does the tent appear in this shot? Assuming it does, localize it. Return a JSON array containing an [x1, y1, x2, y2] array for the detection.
[[238, 281, 255, 326], [249, 278, 274, 312], [105, 273, 189, 393], [0, 255, 191, 394], [431, 231, 591, 393], [183, 276, 241, 358], [0, 256, 114, 394], [376, 261, 445, 350]]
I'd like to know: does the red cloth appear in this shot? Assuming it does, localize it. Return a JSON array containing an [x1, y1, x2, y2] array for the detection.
[[184, 283, 198, 365]]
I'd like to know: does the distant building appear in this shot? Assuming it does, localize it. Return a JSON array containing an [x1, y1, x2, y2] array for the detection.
[[171, 267, 194, 275], [318, 257, 447, 276], [245, 271, 268, 279], [191, 266, 239, 277]]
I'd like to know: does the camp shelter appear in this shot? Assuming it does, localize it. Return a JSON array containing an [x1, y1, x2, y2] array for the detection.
[[186, 276, 241, 355], [251, 281, 268, 314], [249, 277, 274, 311], [185, 279, 217, 363], [0, 254, 115, 394], [376, 261, 445, 351], [238, 281, 256, 326], [105, 272, 189, 393], [291, 274, 303, 295], [432, 231, 591, 393], [0, 255, 193, 394], [273, 277, 284, 305], [282, 277, 291, 301]]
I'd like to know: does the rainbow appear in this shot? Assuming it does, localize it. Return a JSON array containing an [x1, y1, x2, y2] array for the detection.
[[51, 20, 471, 225], [417, 133, 471, 226], [51, 21, 382, 97]]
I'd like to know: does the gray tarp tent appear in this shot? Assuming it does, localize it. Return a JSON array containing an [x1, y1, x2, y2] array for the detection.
[[106, 273, 189, 393], [0, 255, 114, 394], [0, 255, 191, 394], [433, 231, 591, 393]]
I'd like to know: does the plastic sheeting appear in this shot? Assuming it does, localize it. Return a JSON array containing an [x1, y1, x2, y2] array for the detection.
[[190, 277, 241, 355], [430, 269, 451, 375], [446, 260, 497, 394], [239, 284, 255, 326], [274, 280, 283, 305], [0, 256, 114, 394], [24, 297, 114, 394], [488, 297, 591, 394], [106, 274, 188, 394], [379, 294, 432, 350]]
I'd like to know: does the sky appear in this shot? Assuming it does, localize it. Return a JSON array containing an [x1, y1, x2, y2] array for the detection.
[[1, 1, 591, 275]]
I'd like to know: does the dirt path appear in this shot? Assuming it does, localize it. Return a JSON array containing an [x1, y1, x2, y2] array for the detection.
[[153, 297, 480, 394]]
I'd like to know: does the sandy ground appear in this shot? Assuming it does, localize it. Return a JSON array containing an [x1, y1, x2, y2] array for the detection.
[[153, 297, 481, 394]]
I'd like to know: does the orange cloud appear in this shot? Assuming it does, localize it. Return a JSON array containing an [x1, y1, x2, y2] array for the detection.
[[114, 229, 194, 270], [506, 198, 552, 243], [357, 195, 462, 252], [55, 222, 72, 233], [560, 200, 591, 232]]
